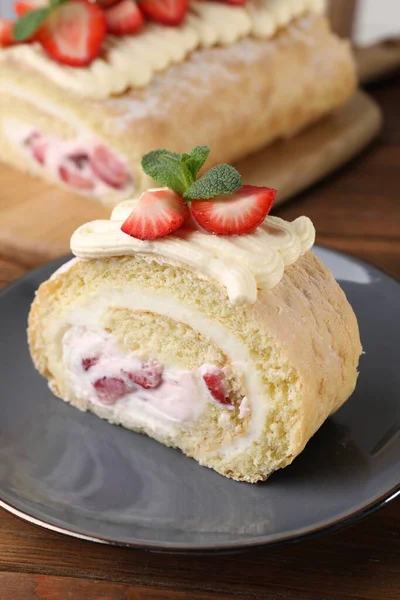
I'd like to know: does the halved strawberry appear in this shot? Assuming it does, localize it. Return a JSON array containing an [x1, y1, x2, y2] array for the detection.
[[138, 0, 188, 26], [202, 371, 232, 406], [217, 0, 248, 5], [36, 0, 106, 67], [190, 185, 276, 235], [105, 0, 144, 35], [93, 377, 128, 405], [0, 20, 15, 48], [126, 360, 163, 389], [96, 0, 121, 7], [121, 188, 189, 240], [90, 144, 130, 189], [14, 0, 46, 17]]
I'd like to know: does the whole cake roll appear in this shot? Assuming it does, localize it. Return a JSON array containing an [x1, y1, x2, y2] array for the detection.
[[0, 0, 356, 207], [28, 148, 362, 482]]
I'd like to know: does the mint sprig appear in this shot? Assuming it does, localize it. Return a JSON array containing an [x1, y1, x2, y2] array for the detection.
[[13, 0, 66, 42], [184, 164, 242, 201], [141, 146, 242, 201], [14, 7, 50, 41]]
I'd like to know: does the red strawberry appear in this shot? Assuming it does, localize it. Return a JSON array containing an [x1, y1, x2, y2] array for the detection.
[[121, 188, 189, 240], [93, 377, 128, 405], [59, 162, 95, 191], [14, 0, 46, 17], [82, 356, 99, 371], [138, 0, 188, 26], [126, 360, 163, 389], [202, 371, 232, 406], [90, 144, 130, 189], [36, 0, 106, 67], [96, 0, 121, 7], [190, 185, 276, 235], [104, 0, 144, 35], [0, 20, 15, 48], [217, 0, 248, 4]]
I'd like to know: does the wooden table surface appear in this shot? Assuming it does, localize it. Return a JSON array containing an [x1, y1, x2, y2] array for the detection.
[[1, 72, 400, 600]]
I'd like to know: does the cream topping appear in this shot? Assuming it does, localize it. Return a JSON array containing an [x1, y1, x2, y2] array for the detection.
[[70, 195, 315, 304], [1, 0, 325, 99]]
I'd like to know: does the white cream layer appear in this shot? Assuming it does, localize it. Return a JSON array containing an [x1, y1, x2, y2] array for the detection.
[[70, 196, 315, 304], [2, 119, 133, 198], [1, 0, 325, 99]]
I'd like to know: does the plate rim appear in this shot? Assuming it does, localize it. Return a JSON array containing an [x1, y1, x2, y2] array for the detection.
[[1, 485, 399, 552], [1, 245, 399, 552]]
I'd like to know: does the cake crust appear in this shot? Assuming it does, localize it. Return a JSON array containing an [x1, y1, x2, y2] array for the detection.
[[28, 251, 361, 482]]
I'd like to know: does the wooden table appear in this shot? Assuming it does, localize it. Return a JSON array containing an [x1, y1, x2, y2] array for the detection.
[[1, 72, 400, 600]]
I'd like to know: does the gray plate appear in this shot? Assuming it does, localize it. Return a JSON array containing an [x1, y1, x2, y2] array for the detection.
[[0, 246, 399, 552]]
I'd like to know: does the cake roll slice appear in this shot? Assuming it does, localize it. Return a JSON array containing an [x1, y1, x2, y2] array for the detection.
[[0, 0, 356, 208], [28, 195, 361, 482]]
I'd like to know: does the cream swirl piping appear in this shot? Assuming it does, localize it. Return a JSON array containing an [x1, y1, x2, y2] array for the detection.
[[1, 0, 326, 99], [70, 196, 315, 304]]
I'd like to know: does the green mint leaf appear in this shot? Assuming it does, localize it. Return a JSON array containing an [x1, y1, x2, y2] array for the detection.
[[13, 7, 50, 41], [142, 149, 195, 196], [184, 164, 242, 200], [181, 146, 210, 180]]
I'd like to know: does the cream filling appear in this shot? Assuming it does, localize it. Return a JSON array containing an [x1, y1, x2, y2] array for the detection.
[[1, 0, 325, 99], [48, 288, 268, 459], [62, 326, 213, 426], [70, 196, 315, 304], [2, 119, 133, 198]]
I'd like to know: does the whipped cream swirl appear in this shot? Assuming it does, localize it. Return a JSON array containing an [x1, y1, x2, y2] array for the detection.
[[1, 0, 326, 99], [70, 197, 315, 304]]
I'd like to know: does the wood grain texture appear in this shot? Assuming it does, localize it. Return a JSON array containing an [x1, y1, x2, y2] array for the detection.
[[0, 71, 400, 600], [0, 91, 381, 268]]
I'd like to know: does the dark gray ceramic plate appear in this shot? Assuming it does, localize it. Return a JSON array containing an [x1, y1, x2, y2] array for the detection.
[[0, 247, 399, 552]]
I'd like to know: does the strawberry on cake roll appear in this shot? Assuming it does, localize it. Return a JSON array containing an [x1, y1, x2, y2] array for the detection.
[[28, 147, 362, 482], [0, 0, 356, 208]]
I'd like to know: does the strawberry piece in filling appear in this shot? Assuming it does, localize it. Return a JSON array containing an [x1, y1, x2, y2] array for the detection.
[[82, 356, 99, 371], [90, 144, 130, 189], [93, 377, 128, 405], [126, 360, 163, 389], [59, 158, 95, 191], [25, 132, 48, 165], [202, 371, 232, 406]]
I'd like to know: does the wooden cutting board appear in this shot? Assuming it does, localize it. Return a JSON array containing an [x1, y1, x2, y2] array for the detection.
[[0, 90, 382, 268]]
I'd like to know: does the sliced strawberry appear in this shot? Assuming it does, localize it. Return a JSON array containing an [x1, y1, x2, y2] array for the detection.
[[93, 377, 128, 405], [25, 132, 48, 164], [121, 188, 189, 240], [216, 0, 248, 4], [126, 360, 163, 389], [203, 371, 232, 406], [0, 20, 15, 48], [59, 161, 95, 191], [96, 0, 121, 7], [138, 0, 188, 26], [190, 185, 276, 236], [36, 0, 106, 67], [105, 0, 144, 35], [82, 356, 99, 371], [89, 144, 130, 189], [14, 0, 46, 17]]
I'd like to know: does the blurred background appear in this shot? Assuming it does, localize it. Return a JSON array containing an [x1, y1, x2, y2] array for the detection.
[[2, 0, 400, 44]]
